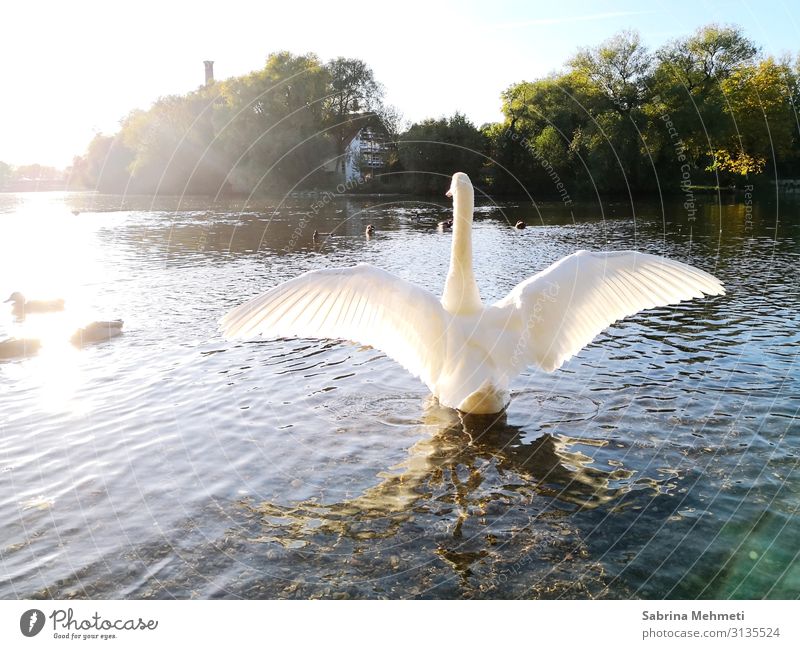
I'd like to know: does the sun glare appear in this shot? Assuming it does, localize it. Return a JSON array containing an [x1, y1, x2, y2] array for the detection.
[[1, 193, 113, 413]]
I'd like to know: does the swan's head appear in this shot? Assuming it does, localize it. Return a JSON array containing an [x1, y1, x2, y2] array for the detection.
[[445, 172, 473, 199], [4, 292, 24, 306]]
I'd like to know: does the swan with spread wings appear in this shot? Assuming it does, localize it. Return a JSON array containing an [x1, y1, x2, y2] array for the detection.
[[220, 172, 724, 414]]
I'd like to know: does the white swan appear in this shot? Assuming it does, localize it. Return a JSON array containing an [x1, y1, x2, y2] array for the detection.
[[220, 172, 724, 414]]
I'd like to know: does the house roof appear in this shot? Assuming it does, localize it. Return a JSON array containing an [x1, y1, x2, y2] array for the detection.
[[340, 112, 390, 148]]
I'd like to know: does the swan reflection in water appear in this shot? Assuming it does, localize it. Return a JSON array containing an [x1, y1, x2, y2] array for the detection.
[[238, 397, 659, 597]]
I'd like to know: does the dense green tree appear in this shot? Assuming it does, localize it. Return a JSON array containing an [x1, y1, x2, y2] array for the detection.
[[213, 52, 331, 192], [649, 25, 759, 172], [712, 58, 796, 177], [658, 24, 758, 91], [569, 29, 652, 115], [398, 113, 487, 193], [487, 24, 791, 195]]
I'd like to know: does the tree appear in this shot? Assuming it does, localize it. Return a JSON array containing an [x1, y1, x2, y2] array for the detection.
[[324, 57, 385, 174], [659, 24, 758, 91], [712, 58, 796, 177], [120, 90, 222, 194], [72, 134, 134, 192], [569, 30, 652, 114], [398, 113, 487, 193], [650, 25, 760, 180], [213, 52, 331, 192]]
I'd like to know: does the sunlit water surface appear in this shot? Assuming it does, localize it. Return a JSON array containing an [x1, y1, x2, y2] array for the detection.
[[0, 191, 798, 599]]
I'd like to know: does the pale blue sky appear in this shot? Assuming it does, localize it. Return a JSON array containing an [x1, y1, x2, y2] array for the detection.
[[2, 0, 799, 166]]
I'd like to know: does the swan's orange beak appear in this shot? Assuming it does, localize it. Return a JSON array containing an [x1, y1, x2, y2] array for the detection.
[[445, 188, 453, 198]]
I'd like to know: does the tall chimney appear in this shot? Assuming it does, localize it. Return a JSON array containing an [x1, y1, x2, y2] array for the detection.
[[203, 60, 214, 86]]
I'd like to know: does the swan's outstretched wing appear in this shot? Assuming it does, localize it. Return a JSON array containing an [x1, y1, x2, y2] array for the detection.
[[491, 250, 724, 373], [219, 264, 448, 387]]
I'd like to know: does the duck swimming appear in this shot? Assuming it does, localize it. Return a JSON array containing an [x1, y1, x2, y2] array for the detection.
[[5, 292, 65, 318], [220, 172, 724, 415], [71, 320, 124, 347], [312, 230, 335, 242], [0, 338, 41, 360]]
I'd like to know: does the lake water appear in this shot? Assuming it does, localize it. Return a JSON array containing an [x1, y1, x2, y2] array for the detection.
[[0, 190, 798, 599]]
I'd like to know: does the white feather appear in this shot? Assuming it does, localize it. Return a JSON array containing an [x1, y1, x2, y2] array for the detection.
[[220, 264, 449, 390], [490, 250, 724, 373], [220, 172, 724, 414]]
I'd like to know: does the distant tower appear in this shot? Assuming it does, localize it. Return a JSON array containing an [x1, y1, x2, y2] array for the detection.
[[203, 61, 214, 86]]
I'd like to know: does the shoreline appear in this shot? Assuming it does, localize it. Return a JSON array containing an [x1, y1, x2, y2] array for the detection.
[[0, 184, 774, 199]]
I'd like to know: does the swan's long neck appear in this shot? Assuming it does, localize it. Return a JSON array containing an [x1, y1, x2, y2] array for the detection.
[[441, 188, 482, 314]]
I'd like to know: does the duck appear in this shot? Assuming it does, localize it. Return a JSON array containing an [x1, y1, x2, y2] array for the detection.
[[366, 224, 375, 238], [4, 292, 65, 318], [312, 230, 335, 242], [70, 320, 124, 347], [0, 338, 41, 360], [220, 172, 724, 415], [437, 218, 453, 231], [514, 221, 527, 230]]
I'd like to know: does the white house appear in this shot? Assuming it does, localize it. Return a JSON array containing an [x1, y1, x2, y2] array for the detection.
[[343, 125, 391, 184]]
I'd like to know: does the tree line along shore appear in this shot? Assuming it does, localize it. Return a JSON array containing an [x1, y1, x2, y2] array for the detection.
[[3, 24, 799, 199]]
